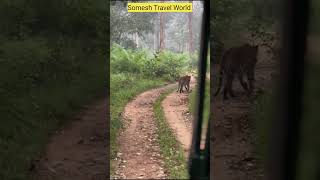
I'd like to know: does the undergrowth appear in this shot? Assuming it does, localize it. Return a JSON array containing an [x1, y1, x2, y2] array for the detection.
[[110, 74, 167, 174], [189, 80, 210, 126], [110, 43, 194, 175], [0, 1, 108, 179], [153, 89, 189, 179]]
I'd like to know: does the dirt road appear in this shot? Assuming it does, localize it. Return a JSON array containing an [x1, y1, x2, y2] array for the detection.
[[162, 76, 196, 158], [35, 99, 108, 180], [34, 76, 196, 180], [113, 77, 196, 179], [211, 48, 277, 180], [113, 84, 174, 179]]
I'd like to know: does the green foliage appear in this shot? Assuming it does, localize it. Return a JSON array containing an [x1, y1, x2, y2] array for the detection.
[[144, 51, 189, 80], [110, 2, 155, 48], [0, 39, 50, 92], [211, 0, 279, 63], [188, 51, 199, 70], [154, 90, 189, 179], [189, 80, 210, 125], [0, 0, 108, 179], [111, 44, 191, 81], [0, 0, 108, 40], [110, 73, 166, 174], [0, 50, 105, 180], [110, 43, 193, 175], [111, 45, 140, 74]]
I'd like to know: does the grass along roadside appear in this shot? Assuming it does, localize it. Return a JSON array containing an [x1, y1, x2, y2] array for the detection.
[[188, 80, 210, 127], [0, 53, 105, 180], [153, 89, 189, 179], [110, 73, 168, 174]]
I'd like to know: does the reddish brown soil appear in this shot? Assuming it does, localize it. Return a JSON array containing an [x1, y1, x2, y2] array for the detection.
[[113, 84, 176, 179], [211, 48, 277, 180], [113, 76, 197, 179], [161, 76, 196, 158], [35, 99, 108, 180]]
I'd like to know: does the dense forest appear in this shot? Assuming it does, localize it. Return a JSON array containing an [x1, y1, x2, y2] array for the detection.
[[0, 0, 108, 179], [111, 1, 203, 52], [109, 2, 204, 176], [212, 0, 280, 64], [1, 0, 320, 179]]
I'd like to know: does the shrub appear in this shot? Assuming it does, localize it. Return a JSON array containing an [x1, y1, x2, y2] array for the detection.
[[111, 43, 190, 81]]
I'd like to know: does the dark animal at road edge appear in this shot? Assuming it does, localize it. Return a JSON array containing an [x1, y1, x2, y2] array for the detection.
[[214, 44, 259, 100], [177, 75, 191, 93]]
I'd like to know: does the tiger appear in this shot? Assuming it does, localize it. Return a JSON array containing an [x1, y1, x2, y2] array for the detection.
[[177, 75, 191, 93], [214, 43, 259, 100]]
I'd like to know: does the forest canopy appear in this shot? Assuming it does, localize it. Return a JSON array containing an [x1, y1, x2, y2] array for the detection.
[[110, 1, 203, 53]]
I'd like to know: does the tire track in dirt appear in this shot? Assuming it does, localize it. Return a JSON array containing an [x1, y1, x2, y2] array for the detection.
[[211, 47, 277, 180], [35, 99, 108, 180], [161, 76, 196, 158], [113, 84, 176, 179]]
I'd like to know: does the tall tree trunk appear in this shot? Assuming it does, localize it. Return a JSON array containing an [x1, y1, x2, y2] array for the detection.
[[159, 13, 165, 50], [153, 17, 159, 51], [188, 1, 193, 55], [159, 0, 165, 50], [135, 32, 139, 48], [154, 20, 157, 51]]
